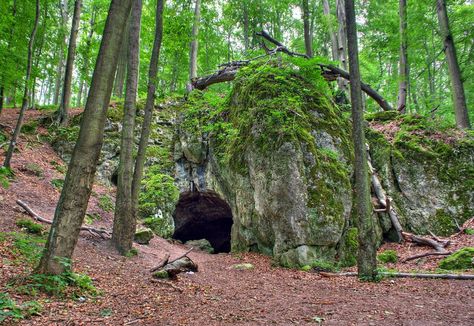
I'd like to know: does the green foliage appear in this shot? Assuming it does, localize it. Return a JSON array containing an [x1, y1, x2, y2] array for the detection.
[[153, 270, 169, 279], [142, 216, 173, 239], [308, 259, 337, 272], [438, 247, 474, 270], [20, 121, 39, 134], [0, 166, 13, 188], [23, 270, 97, 297], [125, 248, 139, 258], [338, 227, 358, 267], [16, 219, 43, 235], [464, 228, 474, 235], [0, 293, 42, 323], [98, 195, 114, 212], [84, 213, 101, 225], [377, 250, 398, 264], [50, 160, 67, 174], [51, 178, 64, 190], [10, 232, 46, 265]]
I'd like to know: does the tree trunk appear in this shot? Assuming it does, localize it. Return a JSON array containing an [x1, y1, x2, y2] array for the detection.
[[243, 4, 249, 52], [58, 0, 82, 126], [112, 0, 143, 255], [187, 0, 201, 91], [3, 0, 40, 168], [37, 0, 133, 275], [53, 0, 68, 106], [302, 0, 312, 58], [113, 18, 130, 99], [131, 0, 165, 223], [397, 0, 408, 113], [77, 13, 96, 108], [323, 0, 338, 62], [336, 0, 348, 91], [436, 0, 470, 129], [0, 86, 4, 115], [345, 0, 378, 281]]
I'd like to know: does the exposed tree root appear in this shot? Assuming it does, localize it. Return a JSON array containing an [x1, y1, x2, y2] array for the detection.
[[16, 199, 111, 239]]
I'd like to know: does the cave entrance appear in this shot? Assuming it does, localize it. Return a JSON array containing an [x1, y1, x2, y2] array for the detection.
[[172, 191, 233, 253]]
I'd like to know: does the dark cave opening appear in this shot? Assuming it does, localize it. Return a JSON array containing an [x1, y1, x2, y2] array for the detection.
[[172, 191, 233, 253]]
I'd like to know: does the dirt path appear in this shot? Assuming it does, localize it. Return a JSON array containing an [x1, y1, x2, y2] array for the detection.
[[1, 108, 473, 326]]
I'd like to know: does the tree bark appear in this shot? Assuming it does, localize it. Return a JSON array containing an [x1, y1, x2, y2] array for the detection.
[[131, 0, 165, 224], [436, 0, 470, 129], [37, 0, 133, 275], [77, 13, 96, 107], [345, 0, 378, 280], [187, 0, 201, 91], [336, 0, 348, 91], [3, 0, 40, 168], [113, 18, 130, 99], [397, 0, 408, 113], [323, 0, 338, 62], [302, 0, 312, 58], [112, 0, 143, 255], [243, 3, 249, 52], [53, 0, 68, 106], [58, 0, 82, 126]]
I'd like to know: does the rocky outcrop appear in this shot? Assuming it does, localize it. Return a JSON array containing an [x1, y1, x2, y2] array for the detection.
[[366, 112, 474, 237], [173, 62, 355, 266]]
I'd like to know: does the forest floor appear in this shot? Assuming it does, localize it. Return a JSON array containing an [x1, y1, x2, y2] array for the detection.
[[1, 108, 473, 326]]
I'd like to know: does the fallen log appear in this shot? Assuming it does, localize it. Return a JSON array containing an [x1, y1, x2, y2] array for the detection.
[[402, 251, 451, 263], [319, 271, 474, 280], [152, 256, 198, 280], [16, 199, 111, 239], [149, 253, 171, 272], [402, 232, 450, 253]]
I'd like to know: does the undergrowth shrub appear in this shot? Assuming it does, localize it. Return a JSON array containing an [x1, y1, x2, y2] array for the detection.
[[377, 250, 398, 264], [0, 293, 42, 323], [98, 195, 114, 212], [16, 219, 43, 235]]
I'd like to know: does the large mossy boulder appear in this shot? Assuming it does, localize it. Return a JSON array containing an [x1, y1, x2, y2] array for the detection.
[[174, 59, 357, 266], [366, 112, 474, 236]]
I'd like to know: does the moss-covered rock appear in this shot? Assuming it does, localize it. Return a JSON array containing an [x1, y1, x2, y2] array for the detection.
[[366, 114, 474, 236], [134, 228, 154, 245], [185, 239, 214, 253], [438, 247, 474, 270], [174, 59, 354, 266]]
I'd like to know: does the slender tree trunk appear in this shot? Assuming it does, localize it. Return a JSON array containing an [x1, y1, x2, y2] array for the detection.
[[0, 86, 4, 115], [58, 0, 82, 126], [436, 0, 470, 128], [4, 0, 40, 168], [131, 0, 165, 223], [302, 0, 313, 58], [187, 0, 201, 91], [336, 0, 348, 91], [113, 18, 130, 99], [77, 13, 96, 108], [112, 0, 143, 255], [37, 0, 133, 275], [323, 0, 338, 62], [345, 0, 378, 281], [397, 0, 408, 113], [243, 4, 249, 52], [53, 0, 68, 106]]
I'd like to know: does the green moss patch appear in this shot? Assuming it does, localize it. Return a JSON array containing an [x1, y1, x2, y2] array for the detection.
[[438, 247, 474, 270], [377, 250, 398, 264]]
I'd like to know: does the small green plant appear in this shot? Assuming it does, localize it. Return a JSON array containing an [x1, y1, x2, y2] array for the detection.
[[84, 213, 101, 225], [51, 178, 64, 190], [16, 219, 43, 234], [0, 293, 43, 322], [98, 195, 114, 212], [0, 166, 13, 188], [377, 250, 398, 264], [50, 160, 67, 174], [24, 163, 44, 177], [464, 228, 474, 235], [125, 248, 139, 258], [100, 308, 113, 317], [21, 121, 39, 134], [309, 259, 337, 272], [438, 247, 474, 270]]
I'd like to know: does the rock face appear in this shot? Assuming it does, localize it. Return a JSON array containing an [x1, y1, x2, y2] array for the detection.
[[366, 112, 474, 237], [173, 62, 355, 266]]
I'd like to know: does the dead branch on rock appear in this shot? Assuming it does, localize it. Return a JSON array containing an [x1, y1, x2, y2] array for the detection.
[[149, 253, 171, 272], [192, 30, 394, 111], [402, 232, 450, 253], [150, 248, 196, 279], [16, 199, 111, 239], [319, 271, 474, 280]]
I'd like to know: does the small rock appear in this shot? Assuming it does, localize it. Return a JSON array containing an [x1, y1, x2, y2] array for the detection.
[[185, 239, 214, 254], [231, 263, 254, 270], [134, 228, 154, 245]]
